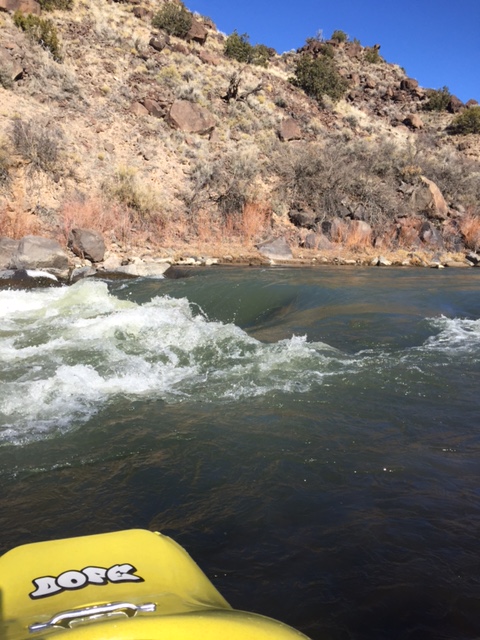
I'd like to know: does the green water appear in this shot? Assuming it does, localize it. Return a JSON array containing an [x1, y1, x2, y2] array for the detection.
[[1, 266, 480, 639]]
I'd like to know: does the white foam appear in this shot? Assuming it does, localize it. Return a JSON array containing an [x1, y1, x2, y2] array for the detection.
[[0, 280, 346, 445]]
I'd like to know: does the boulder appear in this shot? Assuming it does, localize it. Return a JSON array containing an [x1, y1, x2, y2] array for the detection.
[[109, 262, 171, 277], [68, 228, 106, 263], [411, 177, 449, 221], [316, 234, 335, 250], [10, 236, 69, 271], [288, 209, 316, 229], [345, 42, 362, 59], [133, 6, 151, 18], [198, 50, 220, 65], [256, 237, 293, 261], [420, 176, 449, 220], [400, 78, 419, 92], [303, 232, 318, 249], [169, 42, 189, 55], [149, 33, 169, 51], [69, 266, 97, 283], [403, 113, 424, 130], [465, 252, 480, 265], [185, 19, 207, 45], [419, 221, 444, 249], [167, 100, 215, 135], [278, 117, 302, 141], [130, 101, 149, 116], [447, 95, 464, 114], [0, 0, 40, 13], [142, 98, 168, 118], [0, 237, 19, 269]]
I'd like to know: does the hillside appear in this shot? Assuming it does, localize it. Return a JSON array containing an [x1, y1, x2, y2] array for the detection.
[[1, 0, 480, 268]]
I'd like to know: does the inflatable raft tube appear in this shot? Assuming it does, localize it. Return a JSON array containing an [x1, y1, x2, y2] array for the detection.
[[0, 529, 310, 640]]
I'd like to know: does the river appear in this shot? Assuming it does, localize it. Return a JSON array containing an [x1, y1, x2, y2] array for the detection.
[[1, 266, 480, 639]]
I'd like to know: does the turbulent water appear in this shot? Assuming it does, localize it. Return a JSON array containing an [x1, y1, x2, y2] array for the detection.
[[1, 266, 480, 639]]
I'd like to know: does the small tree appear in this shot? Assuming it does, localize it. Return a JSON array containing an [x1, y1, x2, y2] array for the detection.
[[331, 29, 348, 43], [364, 46, 382, 64], [13, 12, 62, 61], [224, 31, 272, 67], [449, 106, 480, 135], [151, 2, 192, 38], [424, 86, 452, 112], [224, 31, 253, 63], [291, 55, 348, 105]]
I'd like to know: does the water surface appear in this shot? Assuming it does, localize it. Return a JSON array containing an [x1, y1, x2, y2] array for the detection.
[[1, 266, 480, 639]]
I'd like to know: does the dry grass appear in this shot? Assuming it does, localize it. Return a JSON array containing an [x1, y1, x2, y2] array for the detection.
[[58, 197, 133, 246], [0, 205, 43, 238], [458, 213, 480, 252]]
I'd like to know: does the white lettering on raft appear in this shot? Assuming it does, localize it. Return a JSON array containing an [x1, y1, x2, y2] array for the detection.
[[29, 564, 143, 599]]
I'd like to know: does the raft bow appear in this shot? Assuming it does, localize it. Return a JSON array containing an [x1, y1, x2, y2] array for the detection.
[[0, 529, 309, 639]]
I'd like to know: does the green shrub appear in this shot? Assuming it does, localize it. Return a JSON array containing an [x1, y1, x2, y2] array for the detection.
[[449, 106, 480, 135], [151, 2, 192, 38], [13, 12, 61, 60], [224, 31, 272, 67], [424, 86, 451, 112], [364, 47, 382, 64], [331, 29, 348, 43], [291, 54, 348, 104], [37, 0, 73, 11]]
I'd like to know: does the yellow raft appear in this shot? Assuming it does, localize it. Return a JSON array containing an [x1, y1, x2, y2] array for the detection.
[[0, 529, 310, 640]]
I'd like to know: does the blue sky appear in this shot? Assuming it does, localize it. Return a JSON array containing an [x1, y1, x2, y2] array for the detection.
[[189, 0, 479, 103]]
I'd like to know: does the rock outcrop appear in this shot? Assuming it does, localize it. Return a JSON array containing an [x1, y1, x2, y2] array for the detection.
[[257, 237, 293, 260], [68, 228, 106, 263], [167, 100, 215, 135], [9, 236, 70, 272]]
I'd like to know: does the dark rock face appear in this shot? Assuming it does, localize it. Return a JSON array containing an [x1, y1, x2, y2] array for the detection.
[[68, 228, 106, 263], [447, 95, 464, 114], [400, 78, 419, 92], [419, 222, 444, 249], [185, 19, 208, 45], [9, 236, 69, 271], [256, 237, 293, 260], [288, 209, 316, 229]]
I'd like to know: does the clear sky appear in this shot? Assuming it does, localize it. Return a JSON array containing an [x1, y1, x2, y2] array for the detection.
[[189, 0, 479, 103]]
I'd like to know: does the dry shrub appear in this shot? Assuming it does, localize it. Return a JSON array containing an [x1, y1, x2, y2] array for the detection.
[[273, 135, 405, 231], [240, 201, 270, 240], [10, 118, 63, 175], [222, 202, 270, 242], [58, 197, 132, 245], [343, 221, 373, 250], [458, 213, 480, 252], [0, 205, 42, 238]]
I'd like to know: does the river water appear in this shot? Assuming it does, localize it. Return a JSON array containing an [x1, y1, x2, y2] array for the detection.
[[1, 266, 480, 639]]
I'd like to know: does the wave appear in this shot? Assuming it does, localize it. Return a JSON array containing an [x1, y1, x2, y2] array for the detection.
[[1, 281, 479, 446], [0, 280, 340, 445]]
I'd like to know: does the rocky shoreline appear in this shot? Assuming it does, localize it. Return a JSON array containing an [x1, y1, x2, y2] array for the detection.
[[1, 230, 480, 289]]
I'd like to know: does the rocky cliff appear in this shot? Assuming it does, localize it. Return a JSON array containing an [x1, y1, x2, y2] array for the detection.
[[1, 0, 480, 270]]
